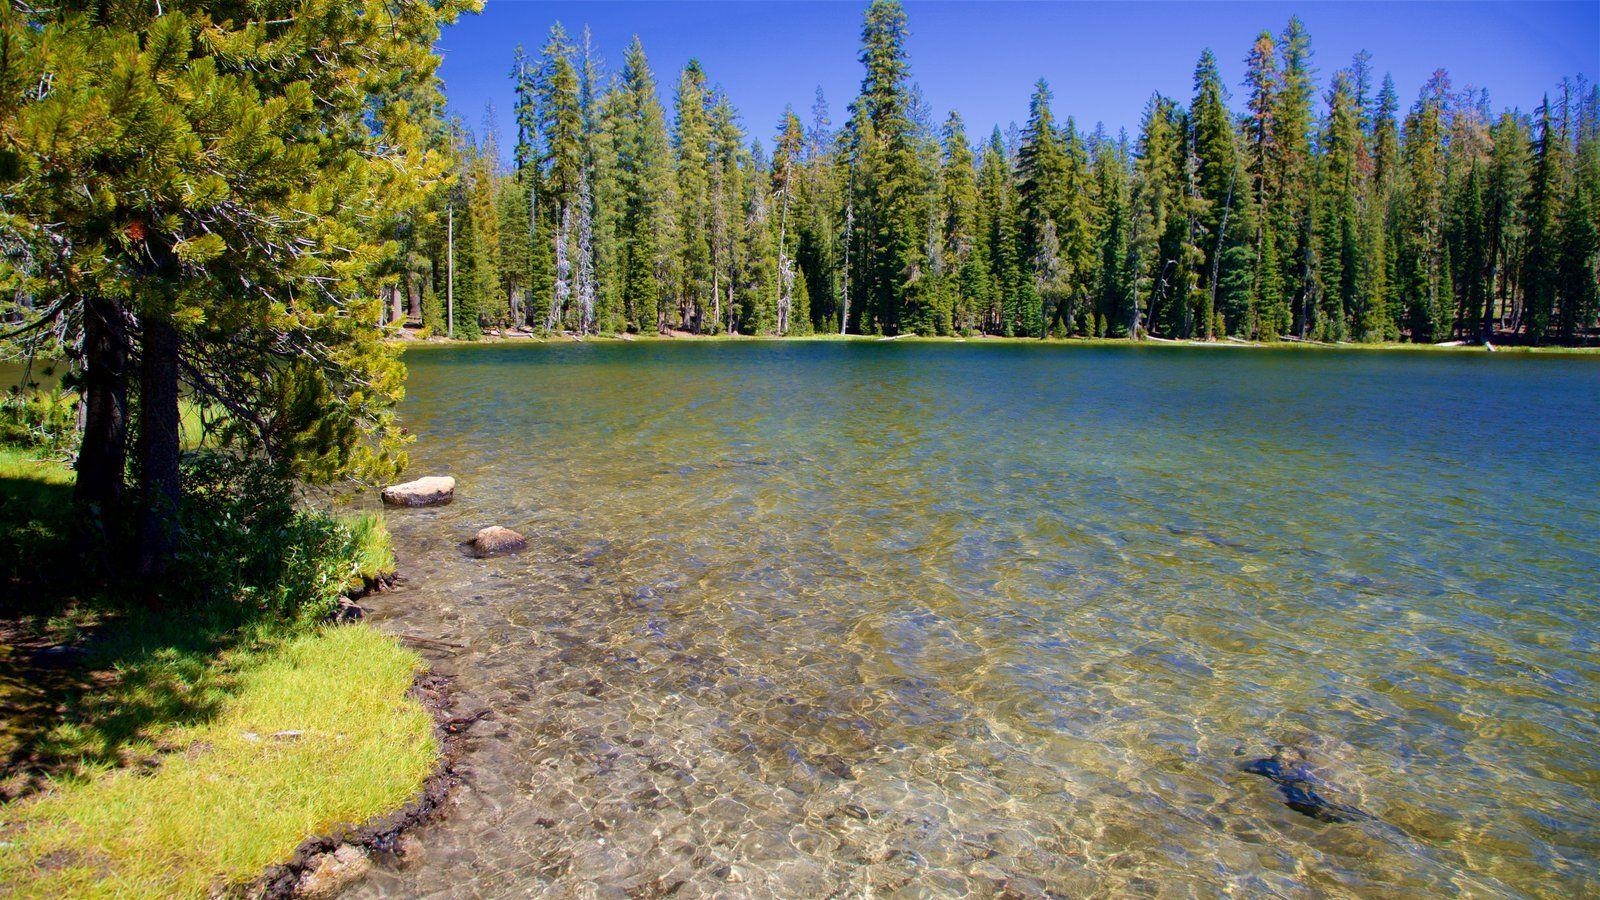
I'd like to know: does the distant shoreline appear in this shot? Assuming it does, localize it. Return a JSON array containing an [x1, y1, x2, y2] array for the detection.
[[389, 330, 1600, 356]]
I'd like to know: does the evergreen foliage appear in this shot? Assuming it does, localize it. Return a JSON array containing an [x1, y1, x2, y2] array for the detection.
[[384, 1, 1597, 349], [0, 0, 475, 582]]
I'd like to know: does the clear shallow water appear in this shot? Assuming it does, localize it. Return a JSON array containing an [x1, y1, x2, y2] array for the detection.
[[355, 342, 1600, 898]]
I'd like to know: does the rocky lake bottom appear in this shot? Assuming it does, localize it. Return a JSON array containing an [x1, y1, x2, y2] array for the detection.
[[350, 342, 1599, 898]]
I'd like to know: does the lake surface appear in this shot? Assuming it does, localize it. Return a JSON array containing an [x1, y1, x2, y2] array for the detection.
[[355, 341, 1600, 898]]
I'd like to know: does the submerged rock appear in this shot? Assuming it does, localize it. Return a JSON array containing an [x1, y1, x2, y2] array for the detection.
[[469, 525, 527, 558], [381, 476, 456, 507], [1243, 745, 1373, 824]]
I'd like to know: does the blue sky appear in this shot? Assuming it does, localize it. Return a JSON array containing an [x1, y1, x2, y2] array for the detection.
[[437, 1, 1599, 154]]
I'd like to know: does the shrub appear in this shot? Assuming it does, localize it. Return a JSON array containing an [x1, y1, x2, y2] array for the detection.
[[175, 452, 364, 620], [0, 384, 78, 452]]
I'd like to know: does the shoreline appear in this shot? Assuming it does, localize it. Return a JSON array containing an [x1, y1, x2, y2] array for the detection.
[[0, 447, 451, 900], [389, 329, 1600, 356], [247, 667, 476, 899]]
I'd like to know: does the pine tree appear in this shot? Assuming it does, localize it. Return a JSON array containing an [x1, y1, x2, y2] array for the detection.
[[1273, 17, 1317, 337], [1168, 109, 1207, 338], [739, 144, 781, 334], [535, 24, 582, 330], [1243, 31, 1286, 338], [1017, 79, 1069, 336], [1453, 160, 1489, 340], [708, 93, 749, 334], [1482, 112, 1529, 340], [976, 128, 1020, 334], [940, 112, 981, 335], [1555, 151, 1599, 340], [674, 60, 715, 331], [798, 88, 843, 332], [773, 107, 807, 334], [615, 37, 677, 333], [0, 1, 471, 575], [1056, 118, 1097, 335], [1521, 97, 1564, 343], [1191, 50, 1239, 339], [1401, 74, 1451, 342], [1093, 135, 1136, 337], [511, 44, 551, 329], [846, 0, 930, 335], [466, 123, 505, 331], [1132, 96, 1182, 338], [1316, 69, 1364, 341], [448, 160, 485, 340], [583, 33, 624, 333]]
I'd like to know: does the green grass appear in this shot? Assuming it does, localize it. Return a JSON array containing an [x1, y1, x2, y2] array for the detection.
[[0, 445, 75, 597], [0, 445, 438, 898], [344, 511, 397, 588], [0, 624, 435, 899]]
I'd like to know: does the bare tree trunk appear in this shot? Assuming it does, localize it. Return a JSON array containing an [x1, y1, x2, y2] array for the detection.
[[447, 203, 455, 338], [528, 176, 539, 328], [577, 177, 596, 333], [1206, 168, 1236, 341], [840, 196, 853, 335], [406, 272, 422, 321], [135, 312, 182, 588], [1483, 226, 1504, 343], [549, 200, 572, 331], [73, 294, 130, 562], [777, 159, 793, 336]]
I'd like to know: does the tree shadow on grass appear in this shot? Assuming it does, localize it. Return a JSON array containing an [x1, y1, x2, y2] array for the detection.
[[1, 604, 277, 800], [0, 462, 271, 799]]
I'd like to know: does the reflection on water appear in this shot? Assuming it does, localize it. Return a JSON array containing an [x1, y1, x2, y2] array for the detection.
[[353, 342, 1600, 897]]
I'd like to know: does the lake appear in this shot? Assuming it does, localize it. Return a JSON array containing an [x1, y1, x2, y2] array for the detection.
[[355, 341, 1600, 897]]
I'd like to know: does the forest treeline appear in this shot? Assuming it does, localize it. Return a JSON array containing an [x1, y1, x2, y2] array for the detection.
[[403, 0, 1599, 345]]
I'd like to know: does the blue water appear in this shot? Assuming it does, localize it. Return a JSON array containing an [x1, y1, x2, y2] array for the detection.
[[361, 341, 1600, 897]]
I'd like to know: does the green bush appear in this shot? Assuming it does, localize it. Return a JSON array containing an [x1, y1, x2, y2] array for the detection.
[[0, 384, 78, 452], [175, 452, 366, 620]]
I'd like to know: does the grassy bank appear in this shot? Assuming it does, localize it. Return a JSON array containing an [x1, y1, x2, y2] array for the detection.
[[0, 448, 437, 898]]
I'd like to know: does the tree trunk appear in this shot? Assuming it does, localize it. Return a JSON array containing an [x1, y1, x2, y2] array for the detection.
[[447, 203, 455, 338], [72, 294, 130, 561], [135, 313, 182, 587]]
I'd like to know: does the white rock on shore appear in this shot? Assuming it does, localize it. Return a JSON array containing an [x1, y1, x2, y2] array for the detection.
[[381, 475, 456, 507]]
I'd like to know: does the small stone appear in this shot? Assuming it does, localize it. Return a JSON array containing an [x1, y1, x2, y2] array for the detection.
[[298, 844, 371, 899], [470, 525, 527, 558], [381, 476, 456, 507], [27, 645, 87, 669]]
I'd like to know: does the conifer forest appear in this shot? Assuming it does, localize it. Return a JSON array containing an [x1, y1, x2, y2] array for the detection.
[[3, 3, 1599, 897], [413, 1, 1600, 345]]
